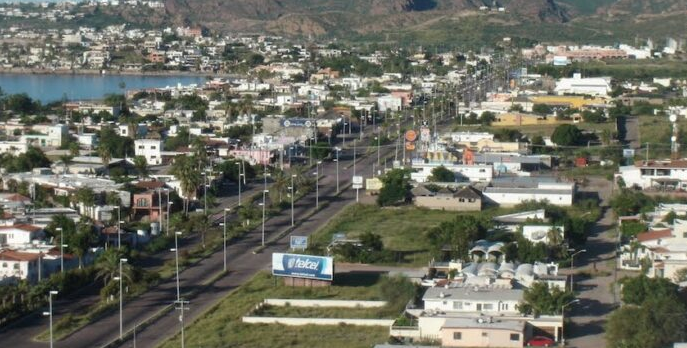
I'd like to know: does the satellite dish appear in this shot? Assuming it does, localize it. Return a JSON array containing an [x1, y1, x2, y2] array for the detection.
[[670, 114, 678, 123]]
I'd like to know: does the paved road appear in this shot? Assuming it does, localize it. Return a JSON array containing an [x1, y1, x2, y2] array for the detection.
[[565, 177, 621, 348], [621, 116, 641, 150], [0, 129, 396, 348]]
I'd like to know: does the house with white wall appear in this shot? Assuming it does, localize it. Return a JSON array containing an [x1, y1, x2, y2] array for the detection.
[[411, 162, 493, 184], [134, 139, 163, 165], [616, 160, 687, 190]]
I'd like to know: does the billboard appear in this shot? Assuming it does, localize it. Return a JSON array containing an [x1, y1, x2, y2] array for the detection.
[[272, 253, 334, 281], [290, 236, 308, 250], [281, 118, 314, 128]]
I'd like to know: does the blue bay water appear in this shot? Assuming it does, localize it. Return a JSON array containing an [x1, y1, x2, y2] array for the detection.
[[0, 74, 209, 103]]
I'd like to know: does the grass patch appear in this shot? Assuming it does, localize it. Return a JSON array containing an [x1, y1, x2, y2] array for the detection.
[[307, 204, 513, 266], [309, 204, 458, 266], [254, 304, 396, 319], [157, 272, 403, 348], [451, 121, 615, 138]]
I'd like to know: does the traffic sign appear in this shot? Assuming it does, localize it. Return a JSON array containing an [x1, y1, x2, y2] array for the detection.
[[352, 175, 364, 189], [404, 130, 418, 142]]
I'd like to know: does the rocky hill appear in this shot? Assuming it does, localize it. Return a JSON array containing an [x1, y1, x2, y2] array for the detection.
[[162, 0, 570, 35]]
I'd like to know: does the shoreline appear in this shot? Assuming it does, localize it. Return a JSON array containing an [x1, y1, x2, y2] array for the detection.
[[0, 68, 239, 78]]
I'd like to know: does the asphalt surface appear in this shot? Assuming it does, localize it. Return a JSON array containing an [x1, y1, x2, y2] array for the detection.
[[0, 127, 398, 348], [565, 177, 624, 348]]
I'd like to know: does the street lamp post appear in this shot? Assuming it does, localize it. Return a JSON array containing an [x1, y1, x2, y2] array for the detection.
[[166, 201, 173, 237], [115, 206, 122, 249], [290, 174, 296, 226], [569, 249, 587, 292], [341, 122, 347, 147], [315, 161, 322, 209], [56, 227, 64, 273], [115, 258, 128, 340], [44, 290, 58, 348], [334, 147, 340, 193], [171, 231, 182, 302], [376, 135, 381, 169], [561, 299, 580, 346], [222, 208, 230, 272], [261, 189, 268, 246]]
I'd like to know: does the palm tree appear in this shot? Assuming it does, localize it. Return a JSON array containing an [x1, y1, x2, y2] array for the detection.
[[191, 137, 207, 171], [98, 145, 111, 169], [133, 156, 149, 178], [59, 155, 72, 175], [95, 249, 132, 286], [269, 170, 289, 205], [547, 227, 564, 247], [170, 155, 201, 215], [290, 165, 312, 193], [68, 142, 80, 157]]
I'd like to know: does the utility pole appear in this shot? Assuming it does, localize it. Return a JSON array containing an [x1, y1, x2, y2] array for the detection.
[[315, 161, 322, 209]]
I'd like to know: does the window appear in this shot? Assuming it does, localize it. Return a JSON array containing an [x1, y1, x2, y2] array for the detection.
[[483, 303, 494, 310], [683, 232, 687, 238], [138, 146, 144, 149], [510, 333, 520, 341], [136, 198, 148, 207], [151, 146, 157, 150], [459, 198, 465, 202], [501, 303, 509, 311], [453, 332, 462, 340], [2, 262, 6, 268], [482, 332, 488, 337], [453, 301, 463, 310]]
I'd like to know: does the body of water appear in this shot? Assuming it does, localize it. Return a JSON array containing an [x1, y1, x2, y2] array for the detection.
[[0, 74, 209, 103]]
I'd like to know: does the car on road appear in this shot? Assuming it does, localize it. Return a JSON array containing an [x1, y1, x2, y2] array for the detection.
[[526, 336, 556, 347]]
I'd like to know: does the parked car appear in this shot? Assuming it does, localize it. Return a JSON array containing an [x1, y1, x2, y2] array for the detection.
[[526, 336, 556, 347]]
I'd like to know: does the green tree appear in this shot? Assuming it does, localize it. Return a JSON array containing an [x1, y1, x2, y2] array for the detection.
[[532, 104, 553, 116], [94, 248, 132, 287], [606, 296, 687, 348], [377, 169, 410, 206], [428, 166, 455, 182], [133, 156, 149, 178], [551, 124, 583, 146], [611, 189, 654, 217], [426, 215, 488, 261], [620, 275, 679, 305], [170, 155, 201, 214], [518, 282, 575, 316]]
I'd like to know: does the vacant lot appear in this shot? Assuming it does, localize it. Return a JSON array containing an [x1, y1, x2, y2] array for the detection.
[[158, 272, 401, 348]]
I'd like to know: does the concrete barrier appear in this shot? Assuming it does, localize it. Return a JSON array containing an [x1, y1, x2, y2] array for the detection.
[[263, 299, 387, 308], [242, 316, 394, 327]]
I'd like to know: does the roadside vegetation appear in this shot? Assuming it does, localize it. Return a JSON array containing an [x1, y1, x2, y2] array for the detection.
[[159, 272, 417, 348]]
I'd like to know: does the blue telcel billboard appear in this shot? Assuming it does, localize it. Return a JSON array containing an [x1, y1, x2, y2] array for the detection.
[[272, 253, 334, 281]]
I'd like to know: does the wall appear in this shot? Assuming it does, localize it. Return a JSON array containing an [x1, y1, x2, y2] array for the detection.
[[441, 327, 523, 348], [263, 299, 387, 308], [414, 197, 481, 212], [242, 317, 394, 327]]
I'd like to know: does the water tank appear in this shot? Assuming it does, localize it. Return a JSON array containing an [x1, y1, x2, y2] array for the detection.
[[150, 222, 160, 236]]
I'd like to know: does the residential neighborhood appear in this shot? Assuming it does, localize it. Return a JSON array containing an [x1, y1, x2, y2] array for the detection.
[[0, 2, 687, 348]]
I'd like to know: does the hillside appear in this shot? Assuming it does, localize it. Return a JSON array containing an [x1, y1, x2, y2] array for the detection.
[[162, 0, 570, 36]]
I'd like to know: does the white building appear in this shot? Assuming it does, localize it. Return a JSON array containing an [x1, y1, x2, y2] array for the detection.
[[445, 132, 494, 143], [554, 73, 611, 96], [376, 95, 403, 112], [0, 140, 28, 156], [411, 162, 493, 184], [619, 218, 687, 281], [0, 224, 43, 247], [616, 160, 687, 190], [21, 124, 68, 148], [483, 182, 575, 207], [134, 139, 163, 165]]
